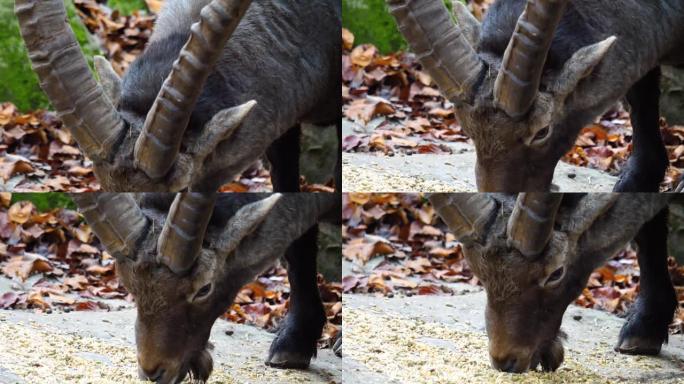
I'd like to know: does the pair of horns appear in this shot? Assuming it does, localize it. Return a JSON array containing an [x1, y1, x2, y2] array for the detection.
[[16, 0, 253, 178], [72, 193, 281, 274], [430, 193, 562, 257], [388, 0, 569, 118]]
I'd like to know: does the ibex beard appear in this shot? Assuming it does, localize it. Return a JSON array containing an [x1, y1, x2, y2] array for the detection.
[[431, 193, 676, 373]]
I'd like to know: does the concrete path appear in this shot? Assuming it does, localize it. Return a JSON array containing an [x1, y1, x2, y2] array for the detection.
[[0, 308, 341, 384], [343, 285, 684, 384], [342, 119, 619, 193]]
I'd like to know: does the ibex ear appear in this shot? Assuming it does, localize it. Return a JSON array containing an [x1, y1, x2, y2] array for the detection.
[[216, 194, 282, 256], [551, 36, 617, 99], [94, 56, 122, 108]]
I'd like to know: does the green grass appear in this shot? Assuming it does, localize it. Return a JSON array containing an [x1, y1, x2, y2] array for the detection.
[[108, 0, 147, 15], [11, 193, 76, 212], [343, 0, 460, 53], [0, 0, 102, 112]]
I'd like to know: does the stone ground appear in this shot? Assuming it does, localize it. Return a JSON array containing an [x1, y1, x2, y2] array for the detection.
[[0, 281, 341, 384], [343, 285, 684, 384], [342, 119, 619, 193]]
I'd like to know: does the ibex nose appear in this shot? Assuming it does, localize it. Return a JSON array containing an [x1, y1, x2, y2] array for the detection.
[[139, 365, 165, 382], [491, 355, 522, 373]]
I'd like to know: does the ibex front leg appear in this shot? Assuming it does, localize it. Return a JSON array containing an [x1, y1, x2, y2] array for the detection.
[[266, 225, 326, 369], [616, 208, 677, 354], [614, 68, 669, 192], [266, 125, 302, 192]]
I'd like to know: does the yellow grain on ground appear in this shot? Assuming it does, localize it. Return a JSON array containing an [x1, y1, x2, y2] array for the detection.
[[0, 314, 335, 384], [344, 308, 678, 384], [0, 321, 142, 384]]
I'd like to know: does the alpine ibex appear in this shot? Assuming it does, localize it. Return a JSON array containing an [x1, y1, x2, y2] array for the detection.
[[388, 0, 684, 192], [16, 0, 341, 192], [71, 192, 339, 383], [431, 193, 676, 373]]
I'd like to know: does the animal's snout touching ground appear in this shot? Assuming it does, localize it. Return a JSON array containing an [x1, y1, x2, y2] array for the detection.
[[137, 348, 213, 383]]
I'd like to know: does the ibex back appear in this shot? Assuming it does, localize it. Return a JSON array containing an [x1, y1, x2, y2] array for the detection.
[[389, 0, 684, 192], [16, 0, 341, 192]]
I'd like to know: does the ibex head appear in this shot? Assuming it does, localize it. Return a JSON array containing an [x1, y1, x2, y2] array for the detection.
[[430, 193, 670, 372], [388, 0, 617, 191], [72, 193, 334, 383], [16, 0, 256, 191]]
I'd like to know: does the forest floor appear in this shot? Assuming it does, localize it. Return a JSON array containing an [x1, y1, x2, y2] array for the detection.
[[343, 288, 684, 384], [342, 119, 618, 192]]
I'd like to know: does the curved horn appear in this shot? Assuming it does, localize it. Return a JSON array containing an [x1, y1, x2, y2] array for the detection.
[[71, 193, 148, 259], [387, 0, 484, 101], [157, 193, 217, 274], [494, 0, 569, 118], [429, 194, 497, 242], [134, 0, 253, 180], [507, 193, 562, 257], [15, 0, 126, 162]]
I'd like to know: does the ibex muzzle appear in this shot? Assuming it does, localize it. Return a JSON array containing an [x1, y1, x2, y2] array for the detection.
[[16, 0, 341, 192], [431, 193, 676, 373], [72, 193, 338, 383], [389, 0, 684, 192]]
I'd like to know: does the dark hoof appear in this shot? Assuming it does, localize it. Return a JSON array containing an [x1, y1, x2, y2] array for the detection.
[[614, 174, 655, 193], [265, 350, 312, 369], [613, 158, 665, 192], [615, 336, 662, 355], [615, 299, 673, 356], [265, 316, 322, 370]]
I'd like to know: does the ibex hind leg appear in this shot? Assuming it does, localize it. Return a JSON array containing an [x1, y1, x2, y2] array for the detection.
[[266, 225, 326, 369], [267, 125, 301, 192], [614, 67, 669, 192], [616, 209, 677, 355]]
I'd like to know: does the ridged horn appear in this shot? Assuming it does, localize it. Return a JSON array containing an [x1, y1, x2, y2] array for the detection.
[[494, 0, 569, 119], [71, 193, 149, 259], [134, 0, 253, 180], [507, 193, 562, 257], [15, 0, 126, 162], [387, 0, 484, 101], [429, 194, 497, 242], [157, 193, 218, 274]]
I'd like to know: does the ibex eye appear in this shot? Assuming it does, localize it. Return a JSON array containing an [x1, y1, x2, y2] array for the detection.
[[544, 266, 565, 287], [194, 284, 213, 301], [533, 126, 550, 142]]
